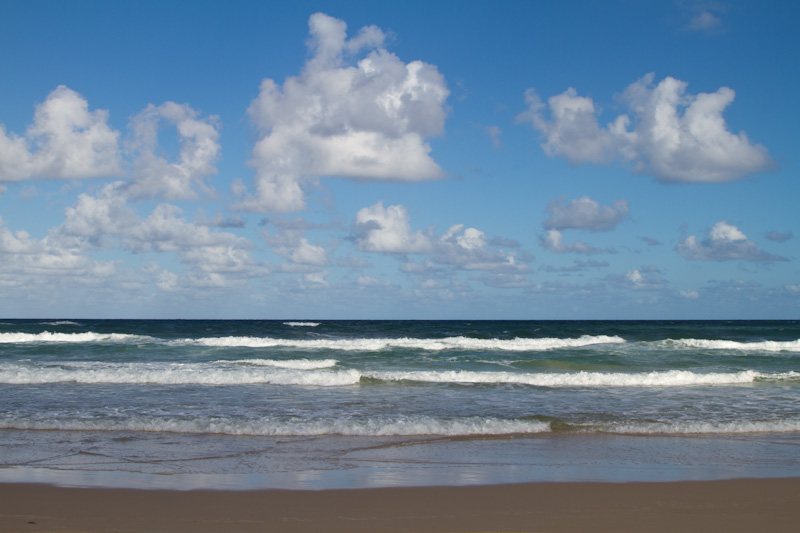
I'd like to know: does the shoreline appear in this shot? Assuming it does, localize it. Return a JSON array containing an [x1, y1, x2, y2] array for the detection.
[[3, 478, 800, 532]]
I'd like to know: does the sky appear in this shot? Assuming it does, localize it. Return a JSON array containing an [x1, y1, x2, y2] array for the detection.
[[0, 0, 798, 319]]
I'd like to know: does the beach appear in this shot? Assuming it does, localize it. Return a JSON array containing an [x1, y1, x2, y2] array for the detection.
[[3, 478, 800, 532]]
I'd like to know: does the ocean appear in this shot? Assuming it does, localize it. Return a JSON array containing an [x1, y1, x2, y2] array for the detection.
[[1, 319, 799, 490]]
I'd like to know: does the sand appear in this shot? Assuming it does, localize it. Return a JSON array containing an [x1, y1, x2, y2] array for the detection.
[[2, 478, 799, 532]]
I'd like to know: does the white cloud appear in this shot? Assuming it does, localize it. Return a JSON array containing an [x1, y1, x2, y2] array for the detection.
[[57, 183, 265, 286], [543, 196, 629, 232], [0, 86, 121, 182], [539, 229, 605, 254], [239, 12, 449, 212], [609, 265, 668, 291], [0, 215, 120, 292], [677, 221, 787, 262], [125, 102, 221, 200], [518, 88, 629, 165], [353, 202, 432, 254], [681, 290, 700, 299], [519, 74, 774, 183], [0, 86, 225, 205], [353, 202, 529, 283]]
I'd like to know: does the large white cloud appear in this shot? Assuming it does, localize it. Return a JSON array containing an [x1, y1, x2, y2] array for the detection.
[[0, 86, 222, 204], [677, 221, 787, 262], [239, 12, 449, 212], [125, 102, 221, 200], [0, 86, 121, 182], [519, 73, 775, 183]]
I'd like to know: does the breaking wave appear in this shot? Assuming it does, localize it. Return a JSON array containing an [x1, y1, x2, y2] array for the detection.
[[188, 334, 626, 352], [666, 338, 800, 352]]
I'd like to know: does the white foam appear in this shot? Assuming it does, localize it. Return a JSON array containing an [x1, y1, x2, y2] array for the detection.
[[221, 358, 338, 370], [189, 334, 626, 352], [667, 338, 800, 352], [0, 415, 552, 437], [0, 331, 153, 344], [599, 419, 800, 435], [4, 414, 798, 437], [0, 362, 361, 386], [368, 369, 764, 387], [283, 322, 321, 327]]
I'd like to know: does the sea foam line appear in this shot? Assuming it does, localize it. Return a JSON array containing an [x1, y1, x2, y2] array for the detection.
[[0, 415, 552, 437], [2, 415, 798, 437], [0, 362, 360, 386], [188, 334, 626, 352], [0, 331, 153, 344], [220, 358, 338, 370], [368, 369, 770, 387], [667, 338, 800, 352], [595, 419, 800, 435], [3, 362, 793, 387]]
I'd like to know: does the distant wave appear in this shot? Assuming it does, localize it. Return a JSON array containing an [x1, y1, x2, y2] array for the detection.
[[188, 334, 626, 352], [220, 358, 338, 370], [283, 322, 321, 327], [666, 338, 800, 352], [38, 321, 81, 326], [0, 331, 153, 344], [370, 369, 771, 387]]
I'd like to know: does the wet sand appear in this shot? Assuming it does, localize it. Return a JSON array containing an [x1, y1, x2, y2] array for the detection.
[[2, 478, 799, 532]]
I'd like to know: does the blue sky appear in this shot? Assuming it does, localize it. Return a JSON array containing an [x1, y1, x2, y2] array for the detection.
[[0, 0, 798, 319]]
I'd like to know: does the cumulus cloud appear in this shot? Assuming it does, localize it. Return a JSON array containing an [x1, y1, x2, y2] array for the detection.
[[608, 265, 668, 291], [543, 196, 630, 232], [518, 73, 775, 183], [677, 221, 787, 262], [353, 202, 432, 254], [0, 86, 121, 182], [57, 183, 265, 285], [263, 217, 329, 270], [353, 202, 529, 283], [539, 229, 605, 254], [0, 85, 225, 206], [0, 214, 121, 296], [239, 12, 449, 212], [125, 102, 221, 200]]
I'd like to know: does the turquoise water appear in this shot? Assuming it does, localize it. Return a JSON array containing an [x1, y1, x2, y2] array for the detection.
[[1, 319, 799, 489]]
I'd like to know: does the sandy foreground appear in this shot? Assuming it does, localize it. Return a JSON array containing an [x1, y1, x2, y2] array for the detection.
[[2, 478, 799, 532]]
